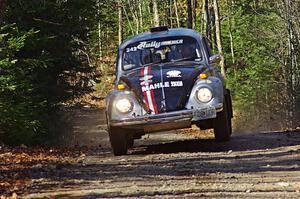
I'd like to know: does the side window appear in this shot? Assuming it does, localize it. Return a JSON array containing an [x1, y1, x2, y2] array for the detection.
[[202, 38, 212, 58]]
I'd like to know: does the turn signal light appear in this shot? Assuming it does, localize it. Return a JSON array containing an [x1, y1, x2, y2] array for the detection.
[[199, 73, 208, 79], [117, 84, 126, 90]]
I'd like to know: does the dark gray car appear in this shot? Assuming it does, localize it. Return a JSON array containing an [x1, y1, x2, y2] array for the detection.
[[106, 27, 233, 155]]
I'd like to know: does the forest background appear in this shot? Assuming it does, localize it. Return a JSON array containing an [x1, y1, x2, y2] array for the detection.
[[0, 0, 299, 145]]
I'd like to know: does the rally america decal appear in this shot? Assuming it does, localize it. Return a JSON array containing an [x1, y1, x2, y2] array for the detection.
[[140, 66, 183, 114], [126, 39, 183, 52]]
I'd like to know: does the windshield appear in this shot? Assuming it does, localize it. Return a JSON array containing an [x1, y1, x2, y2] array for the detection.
[[123, 36, 202, 70]]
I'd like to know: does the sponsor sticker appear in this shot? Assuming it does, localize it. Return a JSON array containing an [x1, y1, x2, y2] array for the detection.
[[166, 70, 182, 78], [141, 81, 183, 92], [126, 39, 184, 52]]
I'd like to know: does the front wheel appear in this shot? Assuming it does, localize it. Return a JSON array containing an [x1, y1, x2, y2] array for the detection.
[[213, 95, 232, 142], [108, 126, 129, 156]]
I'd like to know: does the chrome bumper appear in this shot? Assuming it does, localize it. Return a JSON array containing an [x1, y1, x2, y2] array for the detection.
[[110, 104, 223, 132]]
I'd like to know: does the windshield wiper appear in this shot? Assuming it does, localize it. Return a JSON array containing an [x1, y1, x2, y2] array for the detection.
[[142, 60, 164, 67], [140, 57, 202, 68], [163, 57, 202, 65], [171, 57, 198, 63]]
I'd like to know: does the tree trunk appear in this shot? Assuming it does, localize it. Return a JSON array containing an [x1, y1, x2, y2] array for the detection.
[[211, 3, 216, 49], [201, 0, 205, 34], [192, 0, 197, 29], [187, 0, 193, 29], [227, 0, 235, 67], [97, 0, 102, 60], [213, 0, 226, 78], [169, 0, 173, 28], [148, 1, 153, 26], [203, 0, 212, 48], [227, 0, 235, 66], [118, 1, 123, 45], [286, 0, 297, 127], [174, 0, 180, 27], [162, 1, 167, 26], [153, 0, 160, 27], [138, 0, 143, 31]]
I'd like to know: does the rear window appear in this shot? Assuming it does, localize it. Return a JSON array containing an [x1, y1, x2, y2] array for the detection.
[[123, 36, 201, 70]]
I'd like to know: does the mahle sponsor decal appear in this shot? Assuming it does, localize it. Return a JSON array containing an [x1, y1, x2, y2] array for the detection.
[[141, 81, 183, 92]]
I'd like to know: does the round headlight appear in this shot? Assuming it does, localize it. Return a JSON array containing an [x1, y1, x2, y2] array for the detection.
[[115, 98, 133, 113], [196, 88, 213, 103]]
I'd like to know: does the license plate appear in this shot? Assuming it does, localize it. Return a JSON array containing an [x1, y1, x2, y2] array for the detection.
[[193, 107, 216, 120]]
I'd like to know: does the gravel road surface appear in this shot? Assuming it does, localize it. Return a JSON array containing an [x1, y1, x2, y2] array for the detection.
[[26, 108, 300, 198]]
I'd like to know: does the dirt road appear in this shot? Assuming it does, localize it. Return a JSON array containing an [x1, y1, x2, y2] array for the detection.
[[24, 108, 300, 198]]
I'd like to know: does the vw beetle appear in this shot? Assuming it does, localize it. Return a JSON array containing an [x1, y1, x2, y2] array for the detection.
[[106, 27, 233, 155]]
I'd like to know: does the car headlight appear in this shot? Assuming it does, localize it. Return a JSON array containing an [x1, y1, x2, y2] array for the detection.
[[196, 88, 213, 103], [115, 98, 133, 113]]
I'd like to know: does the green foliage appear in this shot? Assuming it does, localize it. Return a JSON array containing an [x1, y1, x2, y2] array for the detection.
[[0, 24, 47, 145], [221, 1, 298, 130], [0, 0, 98, 145]]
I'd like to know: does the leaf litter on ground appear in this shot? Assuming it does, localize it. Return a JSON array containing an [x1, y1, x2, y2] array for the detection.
[[0, 144, 101, 197]]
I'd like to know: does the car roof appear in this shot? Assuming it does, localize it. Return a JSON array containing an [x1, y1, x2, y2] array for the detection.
[[119, 28, 203, 50]]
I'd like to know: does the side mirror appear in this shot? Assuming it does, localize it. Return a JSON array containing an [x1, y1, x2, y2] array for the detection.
[[209, 54, 221, 64]]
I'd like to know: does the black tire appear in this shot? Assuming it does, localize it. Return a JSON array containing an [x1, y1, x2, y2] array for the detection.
[[226, 92, 233, 135], [226, 89, 233, 119], [108, 126, 128, 156], [127, 138, 134, 148], [213, 95, 232, 142]]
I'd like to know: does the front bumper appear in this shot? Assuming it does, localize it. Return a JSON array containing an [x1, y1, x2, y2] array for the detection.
[[110, 103, 223, 133]]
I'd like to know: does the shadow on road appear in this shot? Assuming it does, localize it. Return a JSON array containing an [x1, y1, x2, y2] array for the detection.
[[130, 130, 300, 155]]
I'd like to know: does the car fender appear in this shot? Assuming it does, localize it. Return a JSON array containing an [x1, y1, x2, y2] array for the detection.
[[106, 90, 146, 122], [185, 76, 224, 110]]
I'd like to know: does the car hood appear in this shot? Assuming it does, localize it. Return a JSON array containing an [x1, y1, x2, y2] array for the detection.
[[121, 64, 207, 114]]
